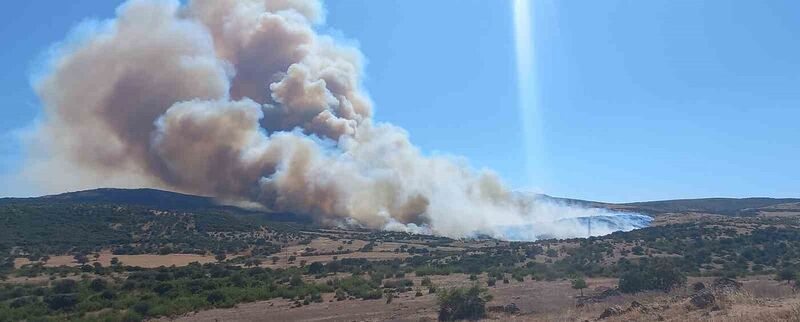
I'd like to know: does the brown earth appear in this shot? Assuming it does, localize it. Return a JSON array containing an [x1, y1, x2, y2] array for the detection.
[[15, 251, 217, 269], [157, 275, 800, 322]]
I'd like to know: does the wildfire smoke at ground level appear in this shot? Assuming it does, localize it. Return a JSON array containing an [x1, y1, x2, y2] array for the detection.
[[18, 0, 650, 241]]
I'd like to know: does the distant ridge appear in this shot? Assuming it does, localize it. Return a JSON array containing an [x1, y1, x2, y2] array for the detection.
[[620, 197, 800, 216], [2, 188, 799, 218], [1, 188, 218, 210], [0, 188, 309, 222], [536, 194, 800, 216]]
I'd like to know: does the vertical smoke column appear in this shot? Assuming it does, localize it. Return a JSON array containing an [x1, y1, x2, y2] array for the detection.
[[512, 0, 545, 187]]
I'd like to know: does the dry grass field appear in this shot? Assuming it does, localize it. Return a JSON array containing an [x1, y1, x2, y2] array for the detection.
[[160, 275, 800, 322], [14, 251, 218, 269]]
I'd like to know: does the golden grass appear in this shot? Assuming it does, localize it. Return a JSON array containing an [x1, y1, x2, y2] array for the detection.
[[15, 251, 218, 269]]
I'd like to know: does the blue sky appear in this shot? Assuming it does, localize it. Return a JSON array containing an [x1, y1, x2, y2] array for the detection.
[[1, 0, 798, 202]]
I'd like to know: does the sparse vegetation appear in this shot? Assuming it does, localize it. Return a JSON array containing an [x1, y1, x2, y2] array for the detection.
[[618, 258, 687, 293], [437, 285, 492, 321], [3, 189, 800, 321]]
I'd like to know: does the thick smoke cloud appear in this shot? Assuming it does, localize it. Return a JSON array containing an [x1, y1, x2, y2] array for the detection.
[[22, 0, 646, 240]]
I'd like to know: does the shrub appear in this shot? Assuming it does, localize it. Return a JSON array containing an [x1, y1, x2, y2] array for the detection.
[[437, 285, 492, 321], [618, 261, 686, 293], [421, 277, 433, 286], [74, 254, 89, 265], [132, 301, 150, 315], [153, 282, 173, 296], [44, 294, 78, 311], [90, 278, 108, 292], [207, 291, 226, 304], [52, 279, 78, 294], [335, 289, 347, 301], [244, 259, 262, 267], [290, 275, 304, 286], [384, 279, 413, 289], [364, 289, 383, 300], [101, 290, 116, 300], [10, 296, 36, 308], [308, 262, 325, 275]]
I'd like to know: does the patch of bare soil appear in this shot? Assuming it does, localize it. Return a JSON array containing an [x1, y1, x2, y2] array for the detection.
[[15, 251, 217, 269], [263, 251, 410, 268], [160, 275, 800, 322], [650, 213, 727, 226], [160, 276, 632, 322], [262, 237, 415, 268]]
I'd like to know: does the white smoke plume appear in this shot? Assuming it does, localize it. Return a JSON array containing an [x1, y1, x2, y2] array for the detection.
[[21, 0, 648, 240]]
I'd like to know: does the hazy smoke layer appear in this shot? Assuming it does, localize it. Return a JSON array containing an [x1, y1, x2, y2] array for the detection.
[[24, 0, 646, 239]]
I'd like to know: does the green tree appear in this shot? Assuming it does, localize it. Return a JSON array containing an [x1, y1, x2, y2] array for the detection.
[[571, 278, 588, 296], [777, 268, 796, 284], [308, 262, 325, 275]]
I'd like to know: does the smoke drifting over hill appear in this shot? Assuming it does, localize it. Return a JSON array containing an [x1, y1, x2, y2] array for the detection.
[[21, 0, 646, 239]]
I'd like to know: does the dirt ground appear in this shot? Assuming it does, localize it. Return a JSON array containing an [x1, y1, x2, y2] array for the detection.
[[158, 277, 642, 322], [158, 275, 800, 322], [262, 251, 411, 269], [15, 251, 217, 269], [262, 237, 414, 268]]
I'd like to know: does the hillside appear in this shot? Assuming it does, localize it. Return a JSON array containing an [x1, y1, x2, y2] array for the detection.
[[0, 188, 309, 222], [3, 188, 800, 322], [538, 194, 800, 216], [2, 188, 219, 209], [2, 188, 798, 256], [619, 197, 800, 216], [7, 188, 800, 218]]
